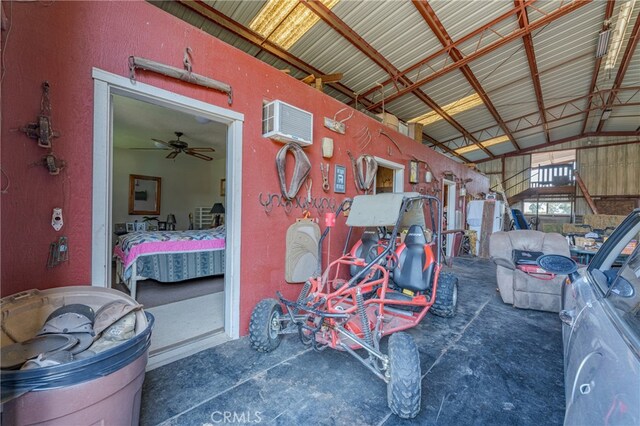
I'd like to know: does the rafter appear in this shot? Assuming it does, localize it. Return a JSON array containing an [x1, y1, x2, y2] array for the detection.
[[580, 0, 616, 135], [476, 132, 640, 162], [363, 0, 591, 111], [352, 0, 540, 103], [301, 0, 494, 158], [436, 87, 640, 146], [422, 133, 472, 162], [515, 0, 550, 144], [596, 8, 640, 132], [412, 0, 521, 152], [176, 0, 374, 107]]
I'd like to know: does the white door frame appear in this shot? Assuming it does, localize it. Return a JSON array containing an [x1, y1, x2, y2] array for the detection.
[[91, 68, 243, 339], [373, 157, 405, 193], [443, 179, 457, 256]]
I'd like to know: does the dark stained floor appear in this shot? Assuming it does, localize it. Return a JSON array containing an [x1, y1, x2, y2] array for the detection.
[[141, 257, 565, 425]]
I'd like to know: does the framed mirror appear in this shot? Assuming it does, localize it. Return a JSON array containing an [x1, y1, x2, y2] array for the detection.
[[129, 174, 161, 215]]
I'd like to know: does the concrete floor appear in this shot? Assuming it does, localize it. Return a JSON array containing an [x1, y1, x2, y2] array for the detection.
[[141, 257, 565, 425]]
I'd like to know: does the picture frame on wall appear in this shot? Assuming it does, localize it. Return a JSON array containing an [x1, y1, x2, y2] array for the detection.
[[334, 165, 346, 194], [220, 179, 226, 197], [409, 160, 419, 184]]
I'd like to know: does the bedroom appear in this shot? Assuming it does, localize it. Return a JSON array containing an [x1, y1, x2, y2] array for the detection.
[[111, 93, 229, 366]]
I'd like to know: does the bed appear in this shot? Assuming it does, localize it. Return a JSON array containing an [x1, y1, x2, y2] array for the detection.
[[113, 227, 226, 299]]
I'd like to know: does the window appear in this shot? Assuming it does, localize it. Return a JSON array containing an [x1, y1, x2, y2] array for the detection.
[[523, 201, 572, 215]]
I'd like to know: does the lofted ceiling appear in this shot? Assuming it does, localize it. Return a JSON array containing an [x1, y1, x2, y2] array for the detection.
[[150, 0, 640, 163]]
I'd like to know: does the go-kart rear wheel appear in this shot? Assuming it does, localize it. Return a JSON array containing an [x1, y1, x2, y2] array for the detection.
[[430, 272, 458, 318], [387, 332, 421, 419], [249, 299, 283, 352]]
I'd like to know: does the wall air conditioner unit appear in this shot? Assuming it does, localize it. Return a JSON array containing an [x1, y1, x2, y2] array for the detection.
[[262, 100, 313, 146]]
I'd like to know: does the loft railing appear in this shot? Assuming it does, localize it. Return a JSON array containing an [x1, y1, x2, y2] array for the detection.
[[491, 163, 575, 196]]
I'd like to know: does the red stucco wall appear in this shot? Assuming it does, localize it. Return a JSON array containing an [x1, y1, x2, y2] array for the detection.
[[0, 0, 488, 334]]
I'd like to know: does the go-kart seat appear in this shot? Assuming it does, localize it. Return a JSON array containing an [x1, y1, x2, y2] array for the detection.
[[392, 225, 435, 293], [349, 228, 380, 278]]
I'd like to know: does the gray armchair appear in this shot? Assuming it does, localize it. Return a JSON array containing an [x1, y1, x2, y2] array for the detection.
[[489, 230, 570, 313]]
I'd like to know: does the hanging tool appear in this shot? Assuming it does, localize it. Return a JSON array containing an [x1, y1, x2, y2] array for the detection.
[[379, 129, 403, 154], [320, 163, 330, 192], [20, 81, 60, 148], [324, 107, 354, 134]]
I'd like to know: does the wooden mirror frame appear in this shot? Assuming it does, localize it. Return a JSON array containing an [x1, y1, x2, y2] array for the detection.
[[128, 174, 161, 215]]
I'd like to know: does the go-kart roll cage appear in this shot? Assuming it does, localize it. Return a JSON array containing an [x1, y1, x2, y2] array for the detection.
[[275, 194, 442, 380]]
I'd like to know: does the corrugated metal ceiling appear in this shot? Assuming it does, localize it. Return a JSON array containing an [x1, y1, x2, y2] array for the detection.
[[150, 0, 639, 163]]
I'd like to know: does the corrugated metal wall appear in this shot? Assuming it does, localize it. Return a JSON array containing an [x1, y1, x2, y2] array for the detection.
[[477, 156, 531, 199], [575, 143, 640, 215], [479, 142, 640, 216]]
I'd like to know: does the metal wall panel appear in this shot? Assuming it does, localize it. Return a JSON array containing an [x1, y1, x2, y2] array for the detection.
[[601, 107, 640, 132], [514, 131, 547, 149], [454, 107, 500, 135], [291, 21, 388, 94], [549, 120, 584, 141], [467, 41, 530, 92], [211, 0, 266, 26], [429, 0, 514, 46], [533, 2, 605, 72], [335, 1, 444, 71], [622, 41, 640, 86], [425, 119, 462, 141], [488, 78, 539, 122], [419, 70, 476, 107], [577, 143, 640, 197], [539, 54, 594, 103]]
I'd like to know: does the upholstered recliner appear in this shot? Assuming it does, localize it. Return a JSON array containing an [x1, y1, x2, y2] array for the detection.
[[489, 230, 570, 313]]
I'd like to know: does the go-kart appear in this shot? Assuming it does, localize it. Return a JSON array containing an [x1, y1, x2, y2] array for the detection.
[[249, 193, 458, 418]]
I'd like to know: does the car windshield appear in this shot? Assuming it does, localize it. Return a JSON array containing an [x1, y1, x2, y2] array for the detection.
[[589, 217, 640, 336]]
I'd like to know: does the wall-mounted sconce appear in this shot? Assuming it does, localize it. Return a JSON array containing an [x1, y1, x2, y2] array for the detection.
[[425, 171, 433, 183], [460, 186, 467, 197]]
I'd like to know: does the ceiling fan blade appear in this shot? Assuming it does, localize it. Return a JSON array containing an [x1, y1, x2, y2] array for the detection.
[[151, 138, 172, 148], [166, 151, 180, 159], [129, 147, 168, 150], [185, 151, 213, 161], [187, 147, 215, 152]]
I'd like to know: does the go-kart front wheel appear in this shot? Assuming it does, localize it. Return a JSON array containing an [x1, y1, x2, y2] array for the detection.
[[387, 332, 421, 419], [249, 298, 283, 352], [430, 272, 458, 318]]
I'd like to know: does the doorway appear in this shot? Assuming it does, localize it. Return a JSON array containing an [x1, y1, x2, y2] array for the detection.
[[373, 157, 405, 193], [91, 69, 244, 367], [442, 179, 457, 257]]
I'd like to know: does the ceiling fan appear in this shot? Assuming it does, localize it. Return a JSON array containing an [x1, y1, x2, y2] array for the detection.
[[150, 131, 215, 161]]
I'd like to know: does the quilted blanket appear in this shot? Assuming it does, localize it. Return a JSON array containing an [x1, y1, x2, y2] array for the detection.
[[114, 227, 226, 270]]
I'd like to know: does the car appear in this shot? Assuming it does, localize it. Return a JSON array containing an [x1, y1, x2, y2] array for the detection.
[[559, 209, 640, 425]]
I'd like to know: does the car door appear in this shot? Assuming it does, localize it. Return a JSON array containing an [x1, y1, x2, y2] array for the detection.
[[562, 210, 640, 425]]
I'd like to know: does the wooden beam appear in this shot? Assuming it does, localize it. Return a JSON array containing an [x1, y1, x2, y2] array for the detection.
[[574, 171, 599, 214]]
